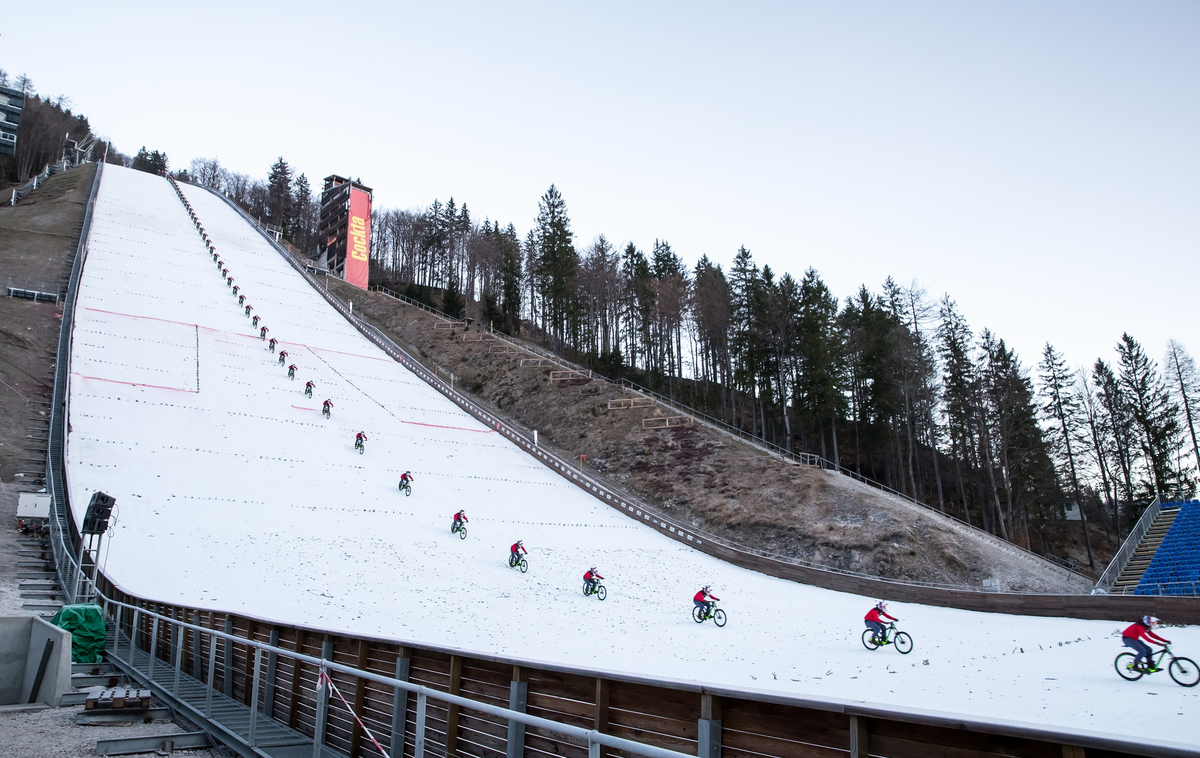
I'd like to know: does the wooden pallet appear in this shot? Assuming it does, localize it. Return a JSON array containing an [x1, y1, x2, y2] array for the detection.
[[86, 688, 152, 710]]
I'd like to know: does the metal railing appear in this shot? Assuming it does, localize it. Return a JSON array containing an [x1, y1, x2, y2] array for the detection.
[[1106, 579, 1199, 597], [46, 161, 104, 606], [99, 595, 696, 758], [1095, 496, 1163, 592]]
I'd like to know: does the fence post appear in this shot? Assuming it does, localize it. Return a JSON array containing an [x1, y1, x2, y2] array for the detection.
[[130, 609, 141, 660], [849, 715, 869, 758], [445, 655, 463, 756], [249, 647, 264, 747], [698, 694, 721, 758], [148, 617, 159, 681], [506, 666, 528, 758], [205, 633, 218, 718], [264, 627, 280, 718], [223, 616, 235, 697], [415, 691, 428, 758], [391, 647, 411, 758], [313, 661, 330, 758], [173, 618, 183, 693]]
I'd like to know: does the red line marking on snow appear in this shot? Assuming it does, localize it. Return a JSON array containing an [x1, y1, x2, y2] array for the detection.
[[292, 405, 317, 411], [307, 345, 392, 362], [72, 373, 198, 393], [400, 419, 494, 434]]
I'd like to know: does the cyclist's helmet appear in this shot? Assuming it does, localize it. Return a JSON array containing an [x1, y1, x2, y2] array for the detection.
[[1143, 615, 1160, 628], [876, 601, 888, 611], [590, 567, 597, 571], [702, 585, 711, 593]]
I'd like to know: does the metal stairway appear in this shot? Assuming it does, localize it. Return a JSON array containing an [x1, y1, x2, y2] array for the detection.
[[1110, 507, 1180, 593]]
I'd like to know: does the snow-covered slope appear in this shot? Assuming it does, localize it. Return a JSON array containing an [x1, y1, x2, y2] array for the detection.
[[66, 166, 1198, 744]]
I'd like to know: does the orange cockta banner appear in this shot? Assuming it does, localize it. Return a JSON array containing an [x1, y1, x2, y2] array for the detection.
[[344, 187, 371, 289]]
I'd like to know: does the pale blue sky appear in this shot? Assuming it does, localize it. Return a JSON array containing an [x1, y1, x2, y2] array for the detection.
[[4, 1, 1197, 374]]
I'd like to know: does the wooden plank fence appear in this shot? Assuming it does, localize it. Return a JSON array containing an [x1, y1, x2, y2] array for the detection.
[[96, 575, 1173, 758]]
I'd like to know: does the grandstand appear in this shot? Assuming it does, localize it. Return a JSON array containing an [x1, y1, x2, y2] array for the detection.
[[1134, 500, 1200, 595], [1104, 500, 1200, 596]]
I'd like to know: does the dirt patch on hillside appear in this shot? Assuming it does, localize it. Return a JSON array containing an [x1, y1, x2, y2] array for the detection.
[[0, 164, 95, 485], [333, 281, 1090, 594]]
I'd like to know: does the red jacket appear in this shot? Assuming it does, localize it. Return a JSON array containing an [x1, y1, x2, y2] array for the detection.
[[511, 543, 526, 554], [454, 511, 467, 522], [1123, 622, 1168, 644], [584, 570, 603, 581], [865, 608, 898, 623], [694, 590, 718, 602]]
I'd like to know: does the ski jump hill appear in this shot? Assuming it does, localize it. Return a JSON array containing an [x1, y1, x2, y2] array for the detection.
[[60, 165, 1197, 753]]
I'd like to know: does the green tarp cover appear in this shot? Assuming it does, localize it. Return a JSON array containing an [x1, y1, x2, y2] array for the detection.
[[51, 604, 106, 663]]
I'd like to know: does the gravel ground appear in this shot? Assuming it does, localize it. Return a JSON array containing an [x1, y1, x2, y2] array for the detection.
[[0, 702, 232, 757]]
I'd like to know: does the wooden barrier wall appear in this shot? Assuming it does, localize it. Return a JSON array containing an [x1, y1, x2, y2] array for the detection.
[[98, 576, 1175, 758]]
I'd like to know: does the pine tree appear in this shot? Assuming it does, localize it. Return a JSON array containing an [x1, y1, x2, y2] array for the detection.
[[1093, 359, 1139, 530], [1038, 343, 1093, 567], [794, 268, 843, 461], [1117, 333, 1181, 498], [937, 297, 979, 524], [131, 146, 168, 174], [534, 185, 578, 349], [266, 157, 294, 234]]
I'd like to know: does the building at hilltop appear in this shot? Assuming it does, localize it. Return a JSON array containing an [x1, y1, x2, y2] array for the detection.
[[0, 84, 25, 157], [317, 175, 373, 288]]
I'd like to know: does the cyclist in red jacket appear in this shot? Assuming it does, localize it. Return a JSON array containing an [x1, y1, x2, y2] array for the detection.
[[278, 350, 288, 366], [694, 586, 719, 618], [305, 380, 316, 398], [864, 601, 898, 645], [1123, 616, 1171, 672], [584, 567, 604, 594], [287, 363, 298, 379], [452, 509, 468, 533], [510, 540, 527, 564]]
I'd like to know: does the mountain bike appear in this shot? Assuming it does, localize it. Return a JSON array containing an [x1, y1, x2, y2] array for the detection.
[[508, 553, 529, 573], [398, 481, 412, 497], [1115, 646, 1199, 687], [322, 405, 331, 419], [692, 604, 727, 627], [354, 438, 365, 455], [451, 520, 466, 539], [862, 622, 913, 654], [583, 581, 607, 600]]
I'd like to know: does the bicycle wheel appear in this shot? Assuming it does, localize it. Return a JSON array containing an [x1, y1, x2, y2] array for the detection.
[[894, 632, 913, 654], [692, 607, 705, 624], [583, 583, 591, 596], [1114, 653, 1144, 681], [519, 558, 528, 574], [596, 585, 607, 601], [1169, 656, 1200, 687], [713, 609, 727, 627], [457, 526, 467, 540], [862, 630, 881, 651], [404, 485, 411, 497], [358, 445, 364, 455]]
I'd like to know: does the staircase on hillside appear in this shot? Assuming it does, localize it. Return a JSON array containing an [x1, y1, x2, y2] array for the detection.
[[1110, 507, 1180, 593]]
